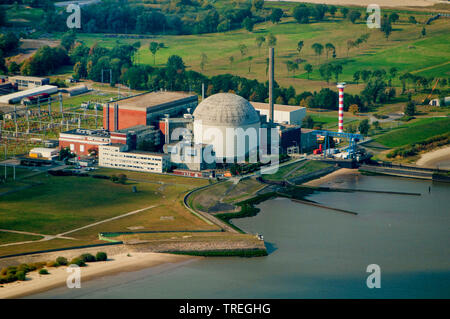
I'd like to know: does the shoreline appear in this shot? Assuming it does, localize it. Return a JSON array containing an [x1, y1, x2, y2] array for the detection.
[[0, 252, 196, 299], [416, 146, 450, 169], [303, 168, 361, 187]]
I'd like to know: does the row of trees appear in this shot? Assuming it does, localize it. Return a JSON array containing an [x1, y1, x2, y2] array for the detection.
[[36, 0, 267, 36]]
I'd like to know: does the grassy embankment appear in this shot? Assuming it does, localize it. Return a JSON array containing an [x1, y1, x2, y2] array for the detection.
[[0, 168, 223, 257]]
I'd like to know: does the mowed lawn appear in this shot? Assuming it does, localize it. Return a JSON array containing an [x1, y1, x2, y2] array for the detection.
[[0, 171, 212, 237], [374, 117, 450, 148]]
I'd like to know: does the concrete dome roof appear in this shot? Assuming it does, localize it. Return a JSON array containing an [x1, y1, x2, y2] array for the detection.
[[193, 93, 260, 126]]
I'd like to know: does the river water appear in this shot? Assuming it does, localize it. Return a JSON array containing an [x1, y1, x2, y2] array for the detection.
[[32, 174, 450, 298]]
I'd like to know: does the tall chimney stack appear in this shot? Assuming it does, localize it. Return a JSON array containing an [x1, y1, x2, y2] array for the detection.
[[269, 47, 274, 124], [337, 83, 346, 133]]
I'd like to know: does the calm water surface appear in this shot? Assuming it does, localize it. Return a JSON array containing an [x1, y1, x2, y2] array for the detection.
[[32, 175, 450, 298]]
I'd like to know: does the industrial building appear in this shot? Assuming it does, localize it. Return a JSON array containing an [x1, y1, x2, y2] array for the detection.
[[99, 144, 169, 173], [8, 76, 50, 90], [59, 129, 113, 156], [0, 85, 58, 104], [63, 85, 90, 97], [159, 114, 194, 145], [114, 125, 160, 150], [251, 102, 306, 125], [193, 93, 261, 162], [103, 91, 198, 131], [164, 140, 215, 171], [28, 147, 59, 160]]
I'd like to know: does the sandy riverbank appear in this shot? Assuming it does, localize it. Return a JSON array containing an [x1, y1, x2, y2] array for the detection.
[[303, 168, 361, 187], [0, 252, 196, 299], [265, 0, 443, 7], [416, 146, 450, 169]]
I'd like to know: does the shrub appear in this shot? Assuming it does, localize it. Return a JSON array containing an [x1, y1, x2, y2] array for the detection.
[[0, 268, 7, 276], [16, 271, 26, 281], [39, 269, 49, 275], [56, 256, 68, 266], [46, 261, 59, 267], [69, 258, 86, 267], [80, 253, 96, 263], [96, 252, 107, 261], [30, 262, 46, 270], [17, 264, 30, 273]]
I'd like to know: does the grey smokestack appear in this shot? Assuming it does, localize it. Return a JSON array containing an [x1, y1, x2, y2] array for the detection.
[[114, 103, 119, 131], [269, 47, 274, 124]]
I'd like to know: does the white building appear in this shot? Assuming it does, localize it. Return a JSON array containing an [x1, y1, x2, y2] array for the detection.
[[29, 147, 59, 160], [0, 85, 58, 104], [99, 144, 169, 173], [193, 93, 260, 162], [251, 102, 306, 125]]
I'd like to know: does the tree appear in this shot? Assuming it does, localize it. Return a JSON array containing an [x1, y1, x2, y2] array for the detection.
[[349, 11, 361, 24], [353, 71, 360, 85], [229, 56, 234, 69], [358, 119, 370, 135], [291, 62, 299, 76], [266, 33, 277, 47], [421, 27, 426, 37], [285, 61, 294, 75], [329, 6, 337, 17], [408, 16, 417, 24], [255, 36, 265, 55], [340, 7, 349, 18], [200, 53, 207, 71], [348, 104, 359, 115], [248, 56, 253, 73], [61, 31, 76, 51], [333, 64, 343, 83], [313, 4, 328, 21], [242, 17, 254, 32], [389, 67, 398, 80], [238, 44, 248, 57], [293, 5, 310, 24], [252, 0, 264, 11], [346, 40, 355, 56], [312, 43, 323, 62], [297, 40, 304, 59], [325, 43, 335, 59], [302, 115, 315, 128], [319, 64, 333, 84], [269, 8, 283, 24], [372, 121, 380, 130], [149, 42, 160, 65], [381, 15, 392, 39], [304, 63, 313, 79], [389, 12, 399, 24], [404, 101, 416, 116]]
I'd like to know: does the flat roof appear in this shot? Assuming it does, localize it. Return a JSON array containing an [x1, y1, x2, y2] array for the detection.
[[251, 102, 305, 113], [111, 91, 197, 111], [9, 76, 49, 81], [61, 128, 110, 138]]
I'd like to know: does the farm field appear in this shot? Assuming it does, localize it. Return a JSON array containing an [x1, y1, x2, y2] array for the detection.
[[0, 169, 217, 256]]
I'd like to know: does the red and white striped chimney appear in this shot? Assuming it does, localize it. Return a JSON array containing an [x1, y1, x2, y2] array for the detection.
[[337, 83, 346, 133]]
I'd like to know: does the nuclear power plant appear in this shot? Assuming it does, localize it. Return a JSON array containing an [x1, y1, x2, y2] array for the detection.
[[54, 47, 365, 175]]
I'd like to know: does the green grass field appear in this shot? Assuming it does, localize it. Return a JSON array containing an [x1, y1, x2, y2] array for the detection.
[[0, 169, 216, 256], [73, 12, 449, 95], [374, 117, 450, 148]]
